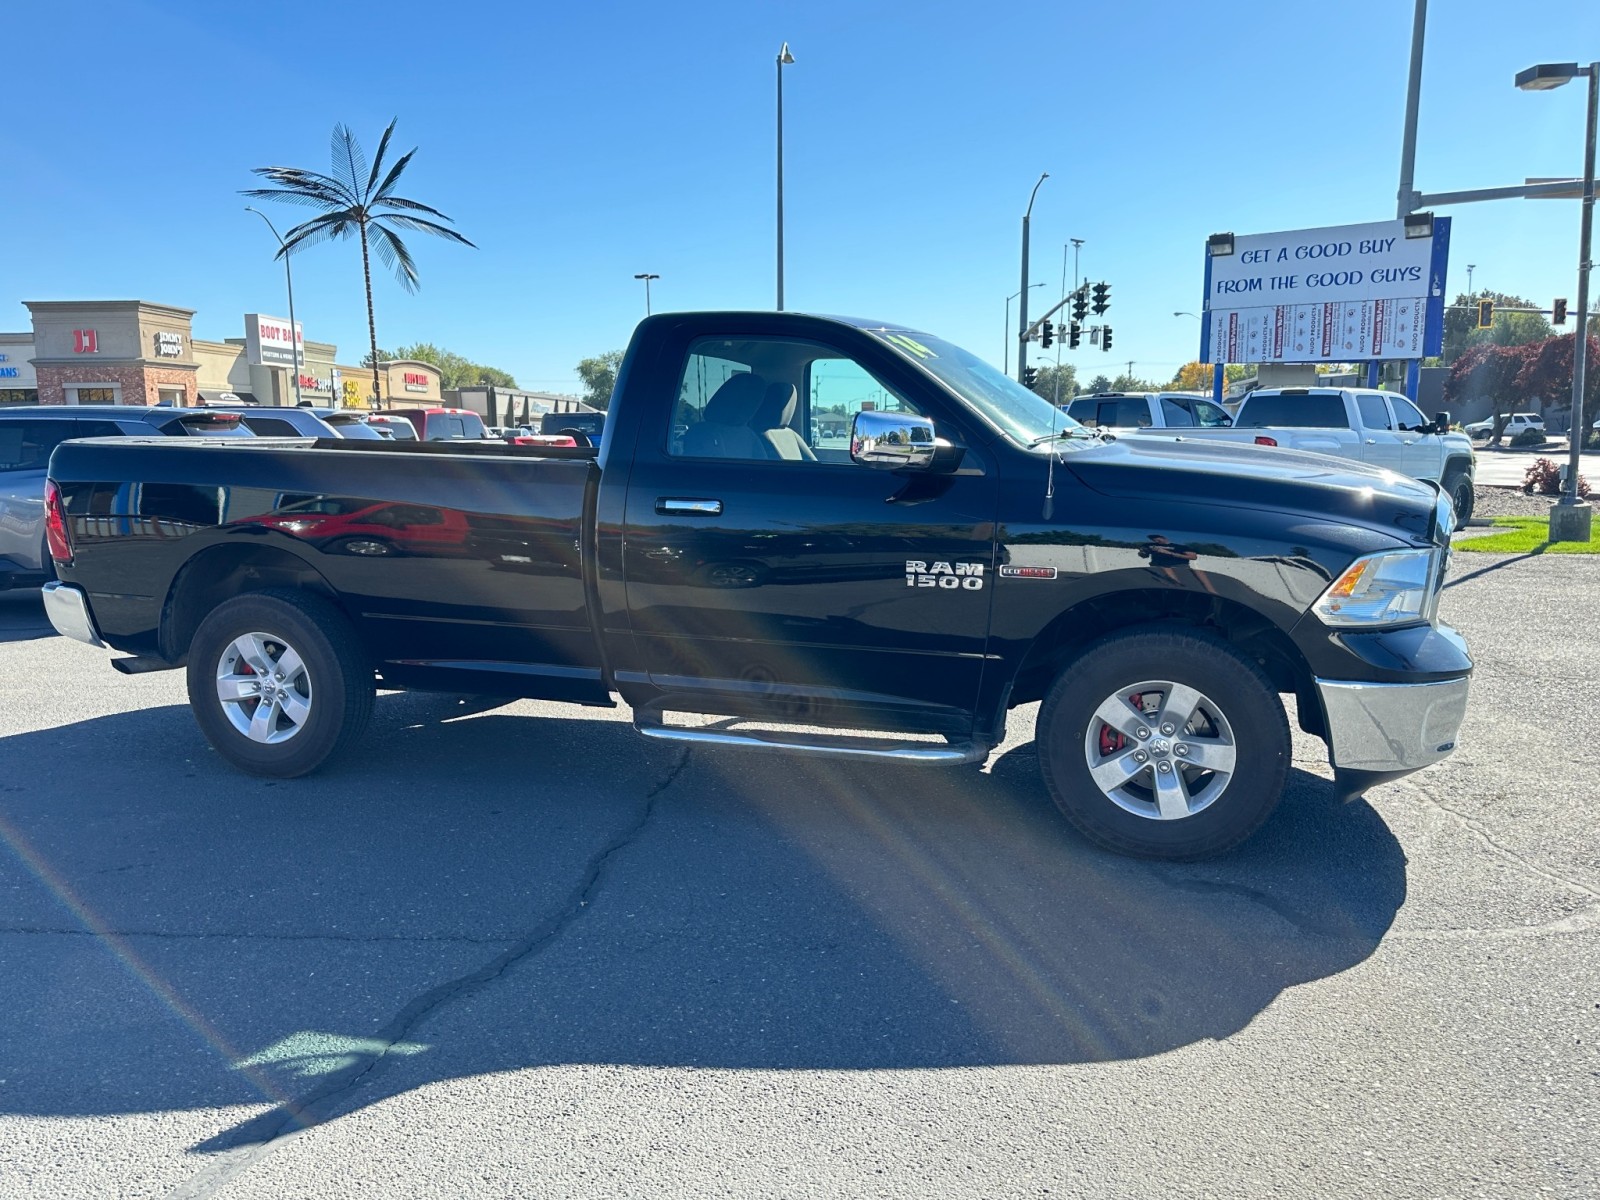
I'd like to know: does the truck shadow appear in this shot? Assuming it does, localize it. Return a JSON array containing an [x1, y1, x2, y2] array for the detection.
[[0, 590, 53, 644], [0, 693, 1405, 1152]]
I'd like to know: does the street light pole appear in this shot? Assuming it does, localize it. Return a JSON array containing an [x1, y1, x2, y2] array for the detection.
[[1517, 61, 1598, 541], [776, 42, 795, 311], [633, 272, 660, 316], [1017, 172, 1048, 383], [245, 206, 303, 406], [1466, 263, 1476, 294], [1004, 283, 1044, 376]]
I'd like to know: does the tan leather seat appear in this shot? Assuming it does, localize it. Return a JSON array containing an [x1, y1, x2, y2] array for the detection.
[[680, 375, 774, 459], [752, 383, 815, 461]]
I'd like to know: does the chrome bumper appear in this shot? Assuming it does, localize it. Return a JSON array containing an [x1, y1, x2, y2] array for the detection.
[[1315, 674, 1470, 775], [42, 581, 106, 648]]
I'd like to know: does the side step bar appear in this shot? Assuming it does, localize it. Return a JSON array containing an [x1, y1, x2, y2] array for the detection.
[[633, 710, 989, 765]]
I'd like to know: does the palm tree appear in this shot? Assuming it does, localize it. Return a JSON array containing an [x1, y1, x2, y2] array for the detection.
[[243, 119, 474, 405]]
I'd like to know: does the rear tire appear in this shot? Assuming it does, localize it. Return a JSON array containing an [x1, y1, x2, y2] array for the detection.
[[186, 589, 374, 777], [1036, 628, 1290, 859]]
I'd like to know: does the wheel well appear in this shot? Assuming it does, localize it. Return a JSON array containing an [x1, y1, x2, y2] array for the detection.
[[1007, 589, 1322, 735], [161, 544, 339, 664], [1442, 454, 1474, 485]]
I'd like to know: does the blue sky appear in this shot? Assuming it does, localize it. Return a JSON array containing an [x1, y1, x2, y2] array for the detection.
[[3, 0, 1597, 391]]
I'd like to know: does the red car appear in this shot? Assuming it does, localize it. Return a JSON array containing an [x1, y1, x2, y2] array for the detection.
[[242, 498, 471, 558], [375, 407, 488, 441]]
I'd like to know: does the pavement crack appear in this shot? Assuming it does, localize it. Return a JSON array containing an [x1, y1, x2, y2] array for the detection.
[[168, 745, 692, 1200], [1397, 775, 1600, 904]]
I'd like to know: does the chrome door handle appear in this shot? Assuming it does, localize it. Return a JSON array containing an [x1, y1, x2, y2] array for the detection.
[[656, 497, 723, 516], [1365, 438, 1377, 444]]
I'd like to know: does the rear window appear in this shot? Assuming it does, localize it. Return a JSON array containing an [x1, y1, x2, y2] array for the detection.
[[163, 413, 256, 438], [1236, 394, 1348, 428], [1066, 398, 1151, 428], [540, 412, 605, 438]]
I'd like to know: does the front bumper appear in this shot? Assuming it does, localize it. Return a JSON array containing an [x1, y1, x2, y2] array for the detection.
[[1315, 671, 1470, 801], [42, 581, 105, 648]]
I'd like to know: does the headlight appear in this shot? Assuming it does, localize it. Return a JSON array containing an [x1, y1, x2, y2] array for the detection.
[[1313, 548, 1439, 627]]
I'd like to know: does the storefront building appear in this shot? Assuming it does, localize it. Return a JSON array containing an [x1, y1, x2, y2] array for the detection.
[[23, 300, 199, 407]]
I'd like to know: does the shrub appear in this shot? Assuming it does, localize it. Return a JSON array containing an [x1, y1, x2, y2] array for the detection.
[[1523, 457, 1592, 498], [1510, 426, 1546, 447]]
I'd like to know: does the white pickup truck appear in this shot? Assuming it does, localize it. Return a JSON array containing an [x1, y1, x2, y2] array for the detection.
[[1121, 387, 1478, 526]]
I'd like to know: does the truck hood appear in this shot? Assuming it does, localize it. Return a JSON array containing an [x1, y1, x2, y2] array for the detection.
[[1064, 436, 1440, 541]]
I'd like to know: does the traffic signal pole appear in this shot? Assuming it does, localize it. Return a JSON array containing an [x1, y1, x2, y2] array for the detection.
[[1018, 174, 1048, 384]]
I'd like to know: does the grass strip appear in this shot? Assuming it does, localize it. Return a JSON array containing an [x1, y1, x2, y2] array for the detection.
[[1455, 514, 1600, 555]]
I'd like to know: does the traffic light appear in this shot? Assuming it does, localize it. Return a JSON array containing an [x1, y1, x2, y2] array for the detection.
[[1022, 367, 1038, 388], [1091, 282, 1111, 315], [1101, 326, 1113, 352], [1554, 297, 1568, 325], [1040, 320, 1054, 349], [1477, 299, 1494, 328], [1071, 288, 1089, 322], [1068, 322, 1082, 349]]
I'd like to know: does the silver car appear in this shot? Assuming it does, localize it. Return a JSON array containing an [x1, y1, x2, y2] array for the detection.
[[0, 406, 254, 590]]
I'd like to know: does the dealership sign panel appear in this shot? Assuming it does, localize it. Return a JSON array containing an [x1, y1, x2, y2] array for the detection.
[[1200, 218, 1449, 364], [244, 313, 304, 367]]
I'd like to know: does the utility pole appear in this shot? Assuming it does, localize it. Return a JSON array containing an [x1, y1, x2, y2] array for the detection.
[[1017, 173, 1048, 383], [776, 43, 795, 310]]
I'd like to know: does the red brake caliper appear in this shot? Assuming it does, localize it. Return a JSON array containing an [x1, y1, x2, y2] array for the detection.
[[1099, 692, 1141, 756]]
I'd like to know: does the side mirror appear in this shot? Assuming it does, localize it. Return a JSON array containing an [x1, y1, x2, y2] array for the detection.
[[851, 410, 937, 470], [1433, 411, 1451, 434]]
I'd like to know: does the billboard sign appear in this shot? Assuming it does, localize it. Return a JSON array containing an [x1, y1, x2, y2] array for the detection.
[[244, 314, 304, 367], [1200, 218, 1450, 364]]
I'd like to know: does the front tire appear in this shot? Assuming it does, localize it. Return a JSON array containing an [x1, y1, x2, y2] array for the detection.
[[186, 589, 374, 777], [1036, 629, 1290, 859], [1446, 474, 1475, 529]]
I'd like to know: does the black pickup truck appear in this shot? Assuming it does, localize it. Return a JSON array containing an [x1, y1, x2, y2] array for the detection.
[[41, 312, 1471, 859]]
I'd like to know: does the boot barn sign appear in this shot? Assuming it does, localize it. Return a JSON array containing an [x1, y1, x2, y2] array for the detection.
[[1199, 217, 1451, 364], [244, 314, 305, 368]]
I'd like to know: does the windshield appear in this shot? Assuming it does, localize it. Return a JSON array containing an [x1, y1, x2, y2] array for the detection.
[[865, 328, 1092, 450]]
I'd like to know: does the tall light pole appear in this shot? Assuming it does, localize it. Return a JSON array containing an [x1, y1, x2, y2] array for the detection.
[[1004, 283, 1044, 376], [1518, 60, 1597, 542], [633, 272, 659, 316], [1017, 172, 1048, 383], [776, 42, 795, 310], [1466, 263, 1476, 294], [245, 206, 303, 406]]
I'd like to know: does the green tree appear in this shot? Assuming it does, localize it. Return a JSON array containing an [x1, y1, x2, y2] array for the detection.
[[245, 119, 475, 405], [1026, 363, 1078, 402], [384, 342, 519, 389], [1441, 290, 1553, 364], [1110, 372, 1159, 392], [576, 350, 625, 411], [1085, 374, 1113, 394]]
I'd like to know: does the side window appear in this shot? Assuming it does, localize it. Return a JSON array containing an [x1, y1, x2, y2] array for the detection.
[[1114, 398, 1152, 427], [0, 420, 72, 470], [1356, 394, 1393, 430], [1192, 401, 1232, 428], [74, 420, 125, 439], [1389, 396, 1429, 431], [1160, 398, 1195, 427], [670, 337, 917, 465]]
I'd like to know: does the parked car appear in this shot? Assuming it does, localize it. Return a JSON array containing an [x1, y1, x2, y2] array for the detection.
[[1, 405, 252, 590], [1464, 412, 1545, 440], [295, 407, 391, 441], [1065, 392, 1235, 432], [1122, 387, 1478, 525], [41, 311, 1471, 860], [363, 414, 417, 440], [376, 407, 488, 441], [539, 411, 605, 443], [202, 404, 338, 439]]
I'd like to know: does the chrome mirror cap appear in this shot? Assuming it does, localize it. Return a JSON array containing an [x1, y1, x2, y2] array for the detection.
[[850, 409, 936, 470]]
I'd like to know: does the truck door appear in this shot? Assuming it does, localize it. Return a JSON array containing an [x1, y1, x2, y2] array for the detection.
[[619, 332, 998, 732], [1353, 392, 1408, 474], [1386, 393, 1445, 481]]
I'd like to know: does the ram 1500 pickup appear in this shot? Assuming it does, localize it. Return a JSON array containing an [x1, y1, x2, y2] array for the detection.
[[41, 312, 1472, 859]]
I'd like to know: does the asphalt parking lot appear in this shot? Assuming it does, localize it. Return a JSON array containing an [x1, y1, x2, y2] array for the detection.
[[1, 557, 1596, 1199]]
